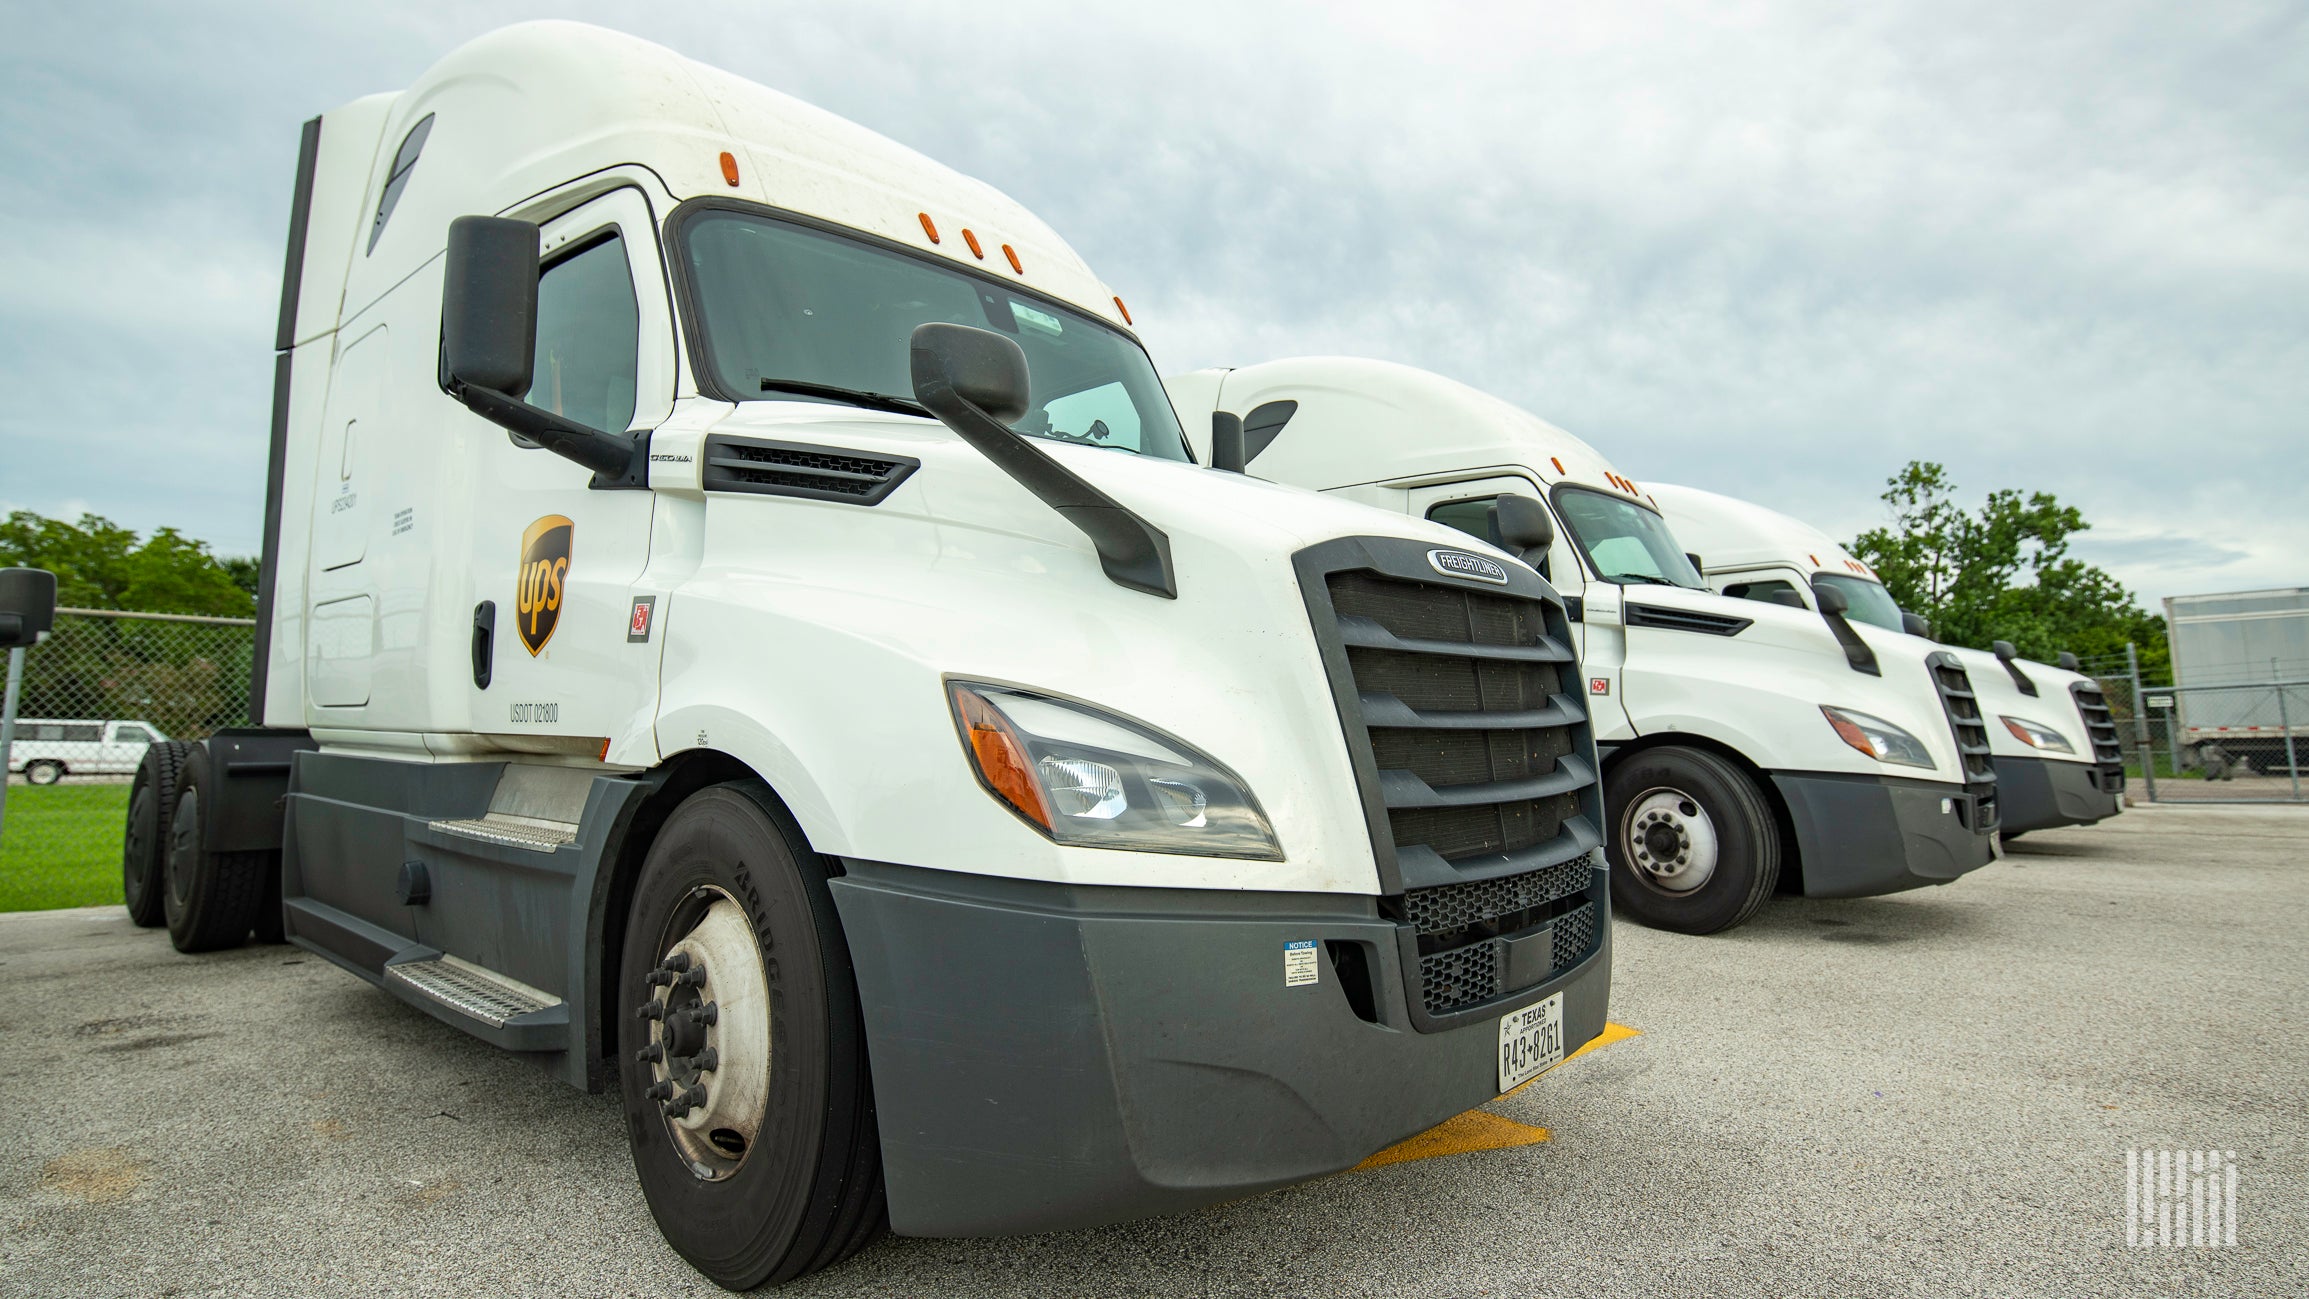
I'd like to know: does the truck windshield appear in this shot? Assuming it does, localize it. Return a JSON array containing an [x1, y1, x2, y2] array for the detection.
[[676, 209, 1190, 461], [1552, 487, 1706, 588], [1811, 574, 1905, 632]]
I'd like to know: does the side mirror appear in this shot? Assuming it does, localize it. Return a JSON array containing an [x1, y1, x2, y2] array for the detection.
[[1901, 610, 1933, 639], [2057, 651, 2081, 672], [1684, 552, 1705, 575], [1210, 411, 1246, 473], [1494, 495, 1554, 556], [910, 323, 1175, 598], [1991, 639, 2039, 696], [1240, 400, 1297, 463], [0, 567, 58, 649], [440, 215, 643, 485], [1807, 580, 1879, 676]]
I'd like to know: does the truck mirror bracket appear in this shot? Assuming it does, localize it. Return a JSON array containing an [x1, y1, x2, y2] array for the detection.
[[909, 322, 1176, 599], [1992, 640, 2039, 696], [1809, 581, 1881, 676]]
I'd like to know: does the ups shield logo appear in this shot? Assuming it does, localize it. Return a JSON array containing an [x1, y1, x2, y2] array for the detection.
[[515, 515, 573, 656]]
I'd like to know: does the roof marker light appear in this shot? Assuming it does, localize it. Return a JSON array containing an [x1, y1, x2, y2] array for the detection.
[[1114, 296, 1133, 325], [1002, 243, 1023, 274], [918, 212, 941, 244], [1810, 554, 1821, 567], [962, 229, 985, 259], [718, 152, 740, 187], [1550, 456, 1565, 475]]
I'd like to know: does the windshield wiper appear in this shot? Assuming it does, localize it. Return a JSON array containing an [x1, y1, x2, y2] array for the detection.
[[1608, 572, 1678, 586], [758, 378, 928, 418]]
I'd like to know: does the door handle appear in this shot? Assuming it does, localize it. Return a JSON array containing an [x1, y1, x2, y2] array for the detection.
[[472, 601, 495, 689]]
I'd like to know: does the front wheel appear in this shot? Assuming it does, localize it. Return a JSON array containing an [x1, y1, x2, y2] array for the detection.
[[1605, 746, 1781, 935], [24, 760, 64, 786], [162, 746, 268, 952], [617, 783, 884, 1290]]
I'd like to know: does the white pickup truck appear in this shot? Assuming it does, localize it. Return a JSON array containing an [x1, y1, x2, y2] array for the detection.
[[6, 719, 167, 784]]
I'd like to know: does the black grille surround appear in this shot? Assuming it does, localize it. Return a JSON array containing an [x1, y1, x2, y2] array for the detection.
[[701, 434, 919, 505], [1294, 537, 1608, 1033], [2070, 681, 2127, 792], [1926, 652, 2000, 832]]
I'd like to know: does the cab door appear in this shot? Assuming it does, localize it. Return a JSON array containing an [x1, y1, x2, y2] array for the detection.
[[1404, 477, 1636, 739], [456, 187, 680, 759]]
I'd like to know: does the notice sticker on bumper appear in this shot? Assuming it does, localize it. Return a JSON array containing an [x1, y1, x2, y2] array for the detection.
[[1284, 940, 1319, 987]]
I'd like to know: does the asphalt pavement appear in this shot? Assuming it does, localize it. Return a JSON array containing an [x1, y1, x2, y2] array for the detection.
[[3, 802, 2303, 1297]]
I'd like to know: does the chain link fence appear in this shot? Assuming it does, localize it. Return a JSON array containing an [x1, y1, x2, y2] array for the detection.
[[1, 608, 257, 910], [2074, 648, 2307, 805]]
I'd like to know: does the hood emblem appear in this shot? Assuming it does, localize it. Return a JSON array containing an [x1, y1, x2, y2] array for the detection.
[[1427, 548, 1511, 586]]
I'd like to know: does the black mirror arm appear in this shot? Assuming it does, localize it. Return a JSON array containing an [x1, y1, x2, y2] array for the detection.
[[915, 377, 1176, 599], [1822, 610, 1881, 675], [454, 384, 650, 488]]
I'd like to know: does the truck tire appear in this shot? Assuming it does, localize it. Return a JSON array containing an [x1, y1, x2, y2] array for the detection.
[[25, 759, 64, 786], [122, 741, 190, 927], [1605, 746, 1780, 935], [617, 782, 884, 1289], [162, 746, 268, 953]]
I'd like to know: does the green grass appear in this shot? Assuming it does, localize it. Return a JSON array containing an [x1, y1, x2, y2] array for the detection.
[[0, 784, 129, 912]]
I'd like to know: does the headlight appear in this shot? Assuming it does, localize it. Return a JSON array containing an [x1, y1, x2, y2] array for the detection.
[[1821, 705, 1936, 769], [947, 682, 1283, 859], [1999, 715, 2076, 754]]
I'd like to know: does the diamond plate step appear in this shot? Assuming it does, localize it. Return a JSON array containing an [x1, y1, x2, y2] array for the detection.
[[428, 812, 578, 852], [385, 955, 560, 1028]]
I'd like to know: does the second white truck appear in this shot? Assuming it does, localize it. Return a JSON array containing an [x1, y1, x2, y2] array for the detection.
[[1647, 483, 2124, 838], [1169, 358, 2002, 934]]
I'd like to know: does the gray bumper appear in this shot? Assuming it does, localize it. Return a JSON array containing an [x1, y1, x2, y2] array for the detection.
[[1992, 755, 2121, 834], [828, 860, 1611, 1237], [1771, 772, 1997, 898]]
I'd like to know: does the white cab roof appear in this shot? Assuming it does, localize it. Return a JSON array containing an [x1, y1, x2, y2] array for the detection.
[[1647, 482, 1880, 582], [340, 21, 1125, 331], [1167, 357, 1651, 504]]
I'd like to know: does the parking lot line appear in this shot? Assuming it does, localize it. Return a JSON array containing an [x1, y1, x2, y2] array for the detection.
[[1351, 1019, 1642, 1171]]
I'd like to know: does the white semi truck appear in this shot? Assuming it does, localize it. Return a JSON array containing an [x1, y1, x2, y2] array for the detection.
[[1647, 483, 2124, 836], [1167, 358, 2001, 935], [104, 24, 1612, 1288]]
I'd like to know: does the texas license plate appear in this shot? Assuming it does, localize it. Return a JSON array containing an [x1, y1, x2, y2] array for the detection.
[[1498, 992, 1565, 1091]]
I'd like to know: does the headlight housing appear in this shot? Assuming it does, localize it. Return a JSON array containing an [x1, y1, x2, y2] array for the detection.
[[1821, 705, 1936, 769], [1999, 715, 2077, 753], [947, 682, 1283, 859]]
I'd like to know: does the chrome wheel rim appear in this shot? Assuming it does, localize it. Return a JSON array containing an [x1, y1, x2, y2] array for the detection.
[[1623, 787, 1719, 893], [636, 887, 772, 1181]]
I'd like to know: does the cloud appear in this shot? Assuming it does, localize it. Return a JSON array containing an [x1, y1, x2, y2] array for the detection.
[[3, 0, 2303, 613]]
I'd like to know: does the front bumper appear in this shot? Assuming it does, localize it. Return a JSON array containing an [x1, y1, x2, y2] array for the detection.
[[1771, 771, 1997, 898], [1992, 755, 2121, 834], [828, 859, 1611, 1237]]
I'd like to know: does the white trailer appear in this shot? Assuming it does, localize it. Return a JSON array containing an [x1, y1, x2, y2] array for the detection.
[[1647, 483, 2124, 836], [1168, 359, 2001, 936], [2164, 587, 2309, 773], [112, 24, 1611, 1287]]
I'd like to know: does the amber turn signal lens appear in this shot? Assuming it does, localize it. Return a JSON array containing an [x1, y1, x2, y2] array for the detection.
[[952, 687, 1053, 830], [718, 151, 740, 186]]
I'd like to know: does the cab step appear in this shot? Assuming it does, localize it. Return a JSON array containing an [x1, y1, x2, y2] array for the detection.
[[427, 812, 579, 852], [384, 952, 569, 1051]]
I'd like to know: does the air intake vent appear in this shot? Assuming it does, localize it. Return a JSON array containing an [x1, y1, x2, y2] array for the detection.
[[2070, 681, 2126, 790], [1297, 538, 1608, 1031], [1926, 651, 1999, 831], [702, 435, 919, 505], [1624, 603, 1752, 636]]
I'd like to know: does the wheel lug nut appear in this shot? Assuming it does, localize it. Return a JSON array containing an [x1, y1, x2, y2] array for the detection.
[[636, 1043, 664, 1064], [678, 965, 708, 987], [660, 953, 691, 974], [692, 1047, 719, 1073], [646, 1079, 674, 1101], [690, 1002, 719, 1027], [636, 1001, 665, 1021]]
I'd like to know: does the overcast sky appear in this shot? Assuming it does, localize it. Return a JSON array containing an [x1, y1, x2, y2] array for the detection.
[[3, 0, 2302, 610]]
